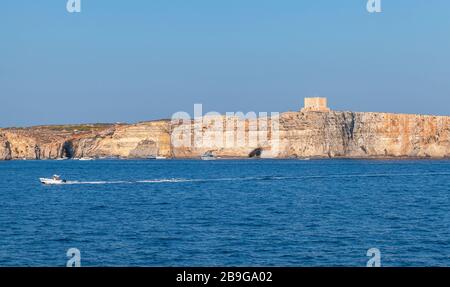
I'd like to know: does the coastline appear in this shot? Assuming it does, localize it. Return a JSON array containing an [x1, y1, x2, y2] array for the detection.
[[2, 109, 450, 161], [2, 156, 450, 161]]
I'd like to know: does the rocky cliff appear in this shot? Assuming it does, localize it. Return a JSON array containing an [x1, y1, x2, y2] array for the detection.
[[0, 121, 171, 160], [1, 111, 449, 160], [277, 111, 450, 158]]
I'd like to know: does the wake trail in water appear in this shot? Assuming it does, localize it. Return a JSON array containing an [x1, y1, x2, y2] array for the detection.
[[49, 172, 450, 185], [64, 181, 130, 185], [136, 179, 192, 183]]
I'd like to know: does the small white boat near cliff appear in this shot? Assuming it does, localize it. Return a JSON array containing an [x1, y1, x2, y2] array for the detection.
[[201, 151, 217, 161], [148, 155, 167, 160], [79, 157, 94, 161]]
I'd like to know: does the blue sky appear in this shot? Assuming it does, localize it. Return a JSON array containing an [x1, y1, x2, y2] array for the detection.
[[1, 0, 449, 127]]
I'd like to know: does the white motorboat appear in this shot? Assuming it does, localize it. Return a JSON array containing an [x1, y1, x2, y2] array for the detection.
[[201, 151, 217, 161], [79, 157, 94, 161], [40, 175, 67, 185], [148, 155, 167, 160]]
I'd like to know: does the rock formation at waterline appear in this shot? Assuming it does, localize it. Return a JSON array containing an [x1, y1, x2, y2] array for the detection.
[[0, 121, 171, 160], [1, 99, 450, 160], [277, 111, 450, 158]]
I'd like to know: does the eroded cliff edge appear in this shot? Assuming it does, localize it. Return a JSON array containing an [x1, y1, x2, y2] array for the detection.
[[0, 121, 171, 160], [1, 111, 449, 160]]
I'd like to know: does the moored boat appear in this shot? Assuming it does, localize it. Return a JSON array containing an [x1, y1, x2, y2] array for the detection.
[[201, 151, 217, 161]]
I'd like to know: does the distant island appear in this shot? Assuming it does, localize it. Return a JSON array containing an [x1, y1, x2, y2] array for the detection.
[[1, 98, 450, 160]]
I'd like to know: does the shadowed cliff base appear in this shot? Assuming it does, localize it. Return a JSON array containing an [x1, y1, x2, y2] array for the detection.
[[249, 148, 263, 158]]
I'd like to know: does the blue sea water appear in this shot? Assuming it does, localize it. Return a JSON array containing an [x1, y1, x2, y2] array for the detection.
[[0, 159, 449, 267]]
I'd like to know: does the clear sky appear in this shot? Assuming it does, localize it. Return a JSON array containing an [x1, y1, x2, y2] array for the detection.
[[1, 0, 450, 127]]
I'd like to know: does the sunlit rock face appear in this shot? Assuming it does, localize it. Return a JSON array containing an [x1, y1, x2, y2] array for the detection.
[[69, 121, 172, 159], [170, 115, 279, 158], [0, 128, 69, 160], [278, 111, 450, 158], [0, 134, 12, 160], [1, 111, 449, 160]]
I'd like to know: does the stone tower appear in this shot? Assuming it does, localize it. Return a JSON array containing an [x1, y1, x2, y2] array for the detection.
[[301, 97, 330, 112]]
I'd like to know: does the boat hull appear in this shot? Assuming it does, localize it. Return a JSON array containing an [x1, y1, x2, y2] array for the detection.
[[201, 157, 216, 161], [39, 178, 67, 185]]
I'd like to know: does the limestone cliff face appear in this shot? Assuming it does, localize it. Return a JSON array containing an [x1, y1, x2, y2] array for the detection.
[[1, 111, 449, 160], [170, 115, 278, 158], [0, 133, 12, 160], [170, 111, 450, 159], [277, 111, 450, 158], [0, 121, 171, 160], [69, 121, 171, 158], [0, 128, 71, 160]]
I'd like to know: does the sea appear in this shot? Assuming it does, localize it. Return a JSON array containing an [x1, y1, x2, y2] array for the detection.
[[0, 159, 449, 266]]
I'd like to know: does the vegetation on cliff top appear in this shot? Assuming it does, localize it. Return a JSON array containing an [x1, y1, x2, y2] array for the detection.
[[4, 123, 116, 132]]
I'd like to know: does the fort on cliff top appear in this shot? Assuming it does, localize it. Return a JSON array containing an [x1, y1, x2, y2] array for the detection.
[[1, 98, 450, 160]]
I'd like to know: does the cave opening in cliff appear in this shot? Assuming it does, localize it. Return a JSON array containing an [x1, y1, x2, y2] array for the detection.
[[62, 141, 74, 159], [249, 148, 263, 158]]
